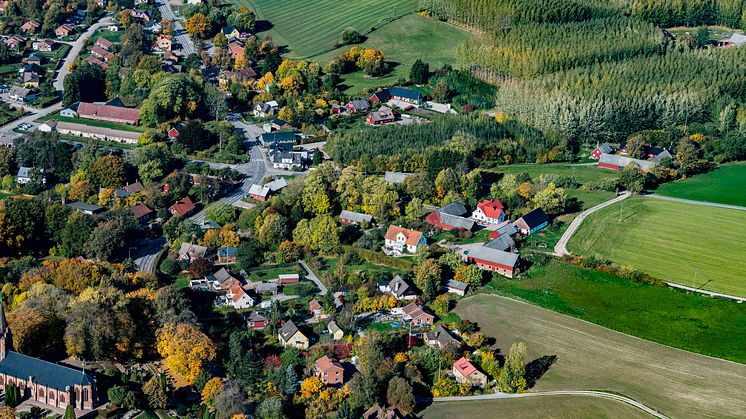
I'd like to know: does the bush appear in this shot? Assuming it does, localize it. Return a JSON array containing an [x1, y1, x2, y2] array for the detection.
[[341, 28, 361, 45], [160, 258, 180, 276]]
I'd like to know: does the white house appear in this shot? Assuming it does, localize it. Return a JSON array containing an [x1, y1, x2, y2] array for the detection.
[[225, 282, 255, 309], [384, 225, 425, 254], [471, 199, 505, 225]]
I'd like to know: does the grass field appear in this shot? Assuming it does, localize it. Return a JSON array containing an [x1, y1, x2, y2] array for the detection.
[[41, 114, 146, 133], [485, 259, 746, 363], [451, 294, 746, 418], [568, 196, 746, 297], [421, 395, 650, 419], [239, 0, 419, 58], [484, 163, 616, 185], [313, 14, 472, 94], [654, 162, 746, 206]]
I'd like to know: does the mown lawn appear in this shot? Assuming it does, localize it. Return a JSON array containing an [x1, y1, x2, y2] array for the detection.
[[238, 0, 419, 58], [245, 263, 300, 281], [313, 14, 473, 95], [654, 161, 746, 206], [568, 196, 746, 297], [43, 114, 147, 133], [482, 163, 616, 185]]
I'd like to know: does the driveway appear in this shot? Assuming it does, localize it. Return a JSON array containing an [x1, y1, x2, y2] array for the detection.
[[299, 260, 328, 295]]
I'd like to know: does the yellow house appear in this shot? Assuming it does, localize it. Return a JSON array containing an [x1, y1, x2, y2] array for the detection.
[[278, 320, 309, 349], [327, 320, 344, 340]]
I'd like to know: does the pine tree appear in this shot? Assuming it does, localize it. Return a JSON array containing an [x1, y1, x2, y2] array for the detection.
[[283, 365, 297, 395]]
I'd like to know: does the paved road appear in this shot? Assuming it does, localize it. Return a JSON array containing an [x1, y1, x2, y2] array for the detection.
[[157, 1, 196, 56], [553, 191, 631, 256], [643, 194, 746, 211], [427, 390, 668, 419], [299, 260, 328, 295], [132, 237, 167, 273]]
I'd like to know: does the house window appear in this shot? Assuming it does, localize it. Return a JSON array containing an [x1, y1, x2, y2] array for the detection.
[[39, 389, 45, 398]]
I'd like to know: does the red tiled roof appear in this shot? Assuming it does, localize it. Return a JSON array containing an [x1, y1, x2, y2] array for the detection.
[[384, 225, 423, 247], [309, 299, 322, 312], [95, 38, 114, 50], [230, 282, 247, 302], [454, 357, 477, 377], [315, 355, 343, 373], [130, 203, 153, 219], [227, 41, 244, 57], [78, 102, 140, 124], [477, 199, 504, 219], [169, 196, 195, 217], [87, 56, 107, 69]]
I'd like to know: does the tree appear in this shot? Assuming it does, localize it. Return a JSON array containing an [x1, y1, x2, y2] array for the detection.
[[433, 294, 450, 315], [225, 331, 264, 389], [497, 342, 527, 393], [4, 383, 19, 407], [201, 377, 224, 409], [0, 147, 15, 178], [532, 183, 566, 215], [454, 265, 483, 288], [63, 405, 75, 419], [63, 64, 106, 105], [415, 259, 441, 302], [410, 59, 430, 84], [156, 322, 217, 384], [201, 228, 240, 250], [139, 75, 206, 127], [360, 176, 399, 220], [237, 238, 265, 270], [675, 136, 699, 168], [690, 27, 710, 49], [89, 155, 127, 188], [213, 32, 228, 48], [617, 163, 645, 193], [185, 13, 211, 39], [59, 211, 95, 258], [625, 134, 647, 159], [154, 285, 196, 325], [107, 385, 128, 406], [143, 375, 168, 409], [283, 365, 297, 395], [386, 377, 415, 414], [341, 27, 361, 45], [292, 215, 339, 254], [85, 219, 127, 261], [434, 168, 460, 198], [189, 257, 213, 279], [178, 120, 212, 152], [256, 397, 284, 419], [8, 307, 63, 356], [302, 169, 333, 215], [228, 7, 256, 32]]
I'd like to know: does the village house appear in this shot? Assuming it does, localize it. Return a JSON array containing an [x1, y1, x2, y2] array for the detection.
[[598, 153, 654, 172], [217, 247, 238, 264], [278, 320, 309, 349], [16, 167, 45, 185], [8, 86, 37, 102], [260, 130, 296, 147], [254, 101, 279, 117], [246, 311, 267, 330], [0, 303, 97, 411], [6, 35, 26, 50], [590, 143, 615, 159], [169, 196, 196, 218], [400, 302, 434, 326], [221, 26, 240, 39], [218, 68, 258, 88], [315, 355, 344, 385], [471, 198, 506, 225], [32, 39, 55, 52], [378, 275, 418, 301], [446, 279, 468, 296], [130, 203, 154, 224], [366, 106, 396, 126], [167, 122, 185, 139], [23, 53, 44, 66], [271, 150, 306, 170], [227, 40, 245, 58], [95, 38, 114, 50], [278, 274, 299, 285], [424, 324, 460, 350], [383, 171, 411, 184], [339, 210, 373, 226], [362, 404, 405, 419], [327, 320, 344, 340], [91, 45, 114, 62], [345, 99, 370, 113], [465, 246, 519, 278], [129, 9, 151, 22], [76, 102, 140, 125], [55, 24, 75, 38], [53, 121, 141, 144], [207, 268, 239, 291], [177, 243, 210, 262], [514, 208, 549, 235], [87, 56, 107, 69], [247, 184, 271, 201], [156, 35, 172, 51], [425, 200, 475, 231], [23, 72, 40, 87], [224, 282, 255, 310], [384, 225, 426, 254], [66, 202, 104, 216], [369, 87, 423, 106], [309, 299, 323, 318], [452, 357, 487, 387], [21, 20, 40, 33]]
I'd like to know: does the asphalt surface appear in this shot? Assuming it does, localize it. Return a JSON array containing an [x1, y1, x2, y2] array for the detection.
[[132, 237, 167, 273], [157, 1, 196, 56], [643, 193, 746, 211], [299, 260, 328, 295]]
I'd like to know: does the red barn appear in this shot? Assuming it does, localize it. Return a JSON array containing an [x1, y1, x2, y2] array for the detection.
[[590, 143, 615, 159], [466, 246, 519, 278]]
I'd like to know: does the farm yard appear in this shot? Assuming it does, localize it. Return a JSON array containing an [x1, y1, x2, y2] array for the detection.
[[236, 0, 419, 58], [568, 196, 746, 297], [421, 395, 650, 419], [654, 161, 746, 206], [451, 294, 746, 419]]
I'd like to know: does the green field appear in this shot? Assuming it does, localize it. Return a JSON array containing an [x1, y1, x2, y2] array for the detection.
[[568, 196, 746, 297], [42, 114, 146, 133], [240, 0, 419, 58], [654, 162, 746, 207], [452, 294, 746, 418], [484, 163, 616, 185], [313, 14, 472, 94], [485, 259, 746, 362], [421, 396, 649, 419]]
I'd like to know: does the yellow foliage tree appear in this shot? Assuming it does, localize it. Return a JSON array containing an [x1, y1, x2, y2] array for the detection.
[[299, 376, 323, 399], [201, 377, 224, 409], [156, 322, 216, 384], [200, 228, 239, 250], [257, 72, 274, 90], [185, 13, 211, 40]]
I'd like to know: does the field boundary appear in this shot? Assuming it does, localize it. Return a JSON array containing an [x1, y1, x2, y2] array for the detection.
[[428, 390, 668, 419], [664, 282, 746, 302], [554, 191, 630, 256], [644, 193, 746, 211]]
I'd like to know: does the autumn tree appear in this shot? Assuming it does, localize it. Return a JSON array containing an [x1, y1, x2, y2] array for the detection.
[[156, 322, 216, 384], [415, 259, 441, 302], [89, 155, 127, 188], [335, 166, 364, 210], [386, 377, 415, 414], [532, 183, 566, 215], [625, 134, 647, 159], [143, 375, 168, 409], [433, 294, 450, 315], [302, 166, 334, 215], [185, 13, 211, 40], [435, 168, 460, 198], [201, 228, 240, 250], [361, 176, 399, 221], [201, 377, 224, 409], [8, 307, 64, 357], [292, 215, 339, 254], [454, 265, 483, 288]]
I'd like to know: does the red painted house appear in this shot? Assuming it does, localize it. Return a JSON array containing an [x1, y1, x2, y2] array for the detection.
[[366, 107, 396, 126], [169, 196, 195, 218], [465, 246, 519, 278], [589, 143, 615, 159], [246, 311, 267, 330]]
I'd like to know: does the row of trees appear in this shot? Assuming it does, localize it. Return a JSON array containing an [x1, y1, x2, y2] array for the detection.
[[420, 0, 600, 28], [631, 0, 746, 28]]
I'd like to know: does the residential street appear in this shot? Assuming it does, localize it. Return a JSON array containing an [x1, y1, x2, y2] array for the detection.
[[132, 237, 167, 273], [157, 1, 196, 56]]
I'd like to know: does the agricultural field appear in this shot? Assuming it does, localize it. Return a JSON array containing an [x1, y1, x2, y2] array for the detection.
[[421, 395, 649, 419], [238, 0, 419, 58], [484, 163, 616, 185], [451, 294, 746, 418], [313, 14, 473, 94], [654, 162, 746, 206], [568, 196, 746, 297]]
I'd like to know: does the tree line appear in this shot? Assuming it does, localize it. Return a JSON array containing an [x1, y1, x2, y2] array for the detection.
[[631, 0, 746, 28]]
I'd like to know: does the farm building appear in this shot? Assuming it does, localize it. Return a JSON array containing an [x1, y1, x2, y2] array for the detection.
[[484, 233, 515, 252], [514, 208, 549, 235], [465, 246, 519, 278], [471, 198, 505, 225], [277, 274, 299, 285], [76, 102, 140, 125], [339, 210, 373, 226], [590, 143, 615, 159], [447, 279, 468, 296], [598, 153, 654, 172], [425, 200, 475, 231], [346, 99, 370, 113]]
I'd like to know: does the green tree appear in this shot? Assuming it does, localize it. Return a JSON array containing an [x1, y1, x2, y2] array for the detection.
[[497, 342, 527, 393], [63, 405, 75, 419], [415, 259, 441, 302], [212, 32, 228, 48], [435, 168, 460, 198], [283, 365, 297, 396], [89, 155, 127, 188], [531, 183, 566, 215], [256, 397, 284, 419], [292, 214, 339, 254], [85, 219, 127, 261], [625, 134, 647, 160], [63, 64, 106, 105], [360, 176, 399, 220], [410, 59, 430, 85], [617, 163, 645, 193], [302, 169, 333, 215], [386, 377, 415, 414], [690, 27, 710, 49], [139, 75, 206, 127], [237, 238, 264, 270], [341, 27, 361, 45]]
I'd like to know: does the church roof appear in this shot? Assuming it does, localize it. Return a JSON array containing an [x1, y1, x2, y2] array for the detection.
[[0, 351, 94, 390]]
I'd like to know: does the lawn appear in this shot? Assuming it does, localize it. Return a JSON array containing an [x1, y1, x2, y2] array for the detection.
[[312, 14, 473, 95], [41, 114, 147, 133], [568, 196, 746, 297], [654, 161, 746, 207], [245, 263, 300, 281], [482, 163, 616, 185], [237, 0, 419, 58], [421, 395, 650, 419], [453, 293, 746, 418]]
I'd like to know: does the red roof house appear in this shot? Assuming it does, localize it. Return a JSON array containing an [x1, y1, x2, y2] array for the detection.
[[315, 356, 345, 385], [309, 299, 323, 317], [471, 199, 505, 225], [452, 357, 487, 387], [169, 196, 196, 218], [77, 102, 140, 125], [384, 225, 425, 254]]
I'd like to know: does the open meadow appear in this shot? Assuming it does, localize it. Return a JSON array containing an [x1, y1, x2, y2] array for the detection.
[[449, 294, 746, 418], [654, 162, 746, 206], [237, 0, 418, 58], [421, 395, 650, 419], [484, 163, 616, 185], [568, 196, 746, 297]]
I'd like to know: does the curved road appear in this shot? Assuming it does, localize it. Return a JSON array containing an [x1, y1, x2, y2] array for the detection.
[[553, 191, 631, 256], [428, 390, 668, 418]]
